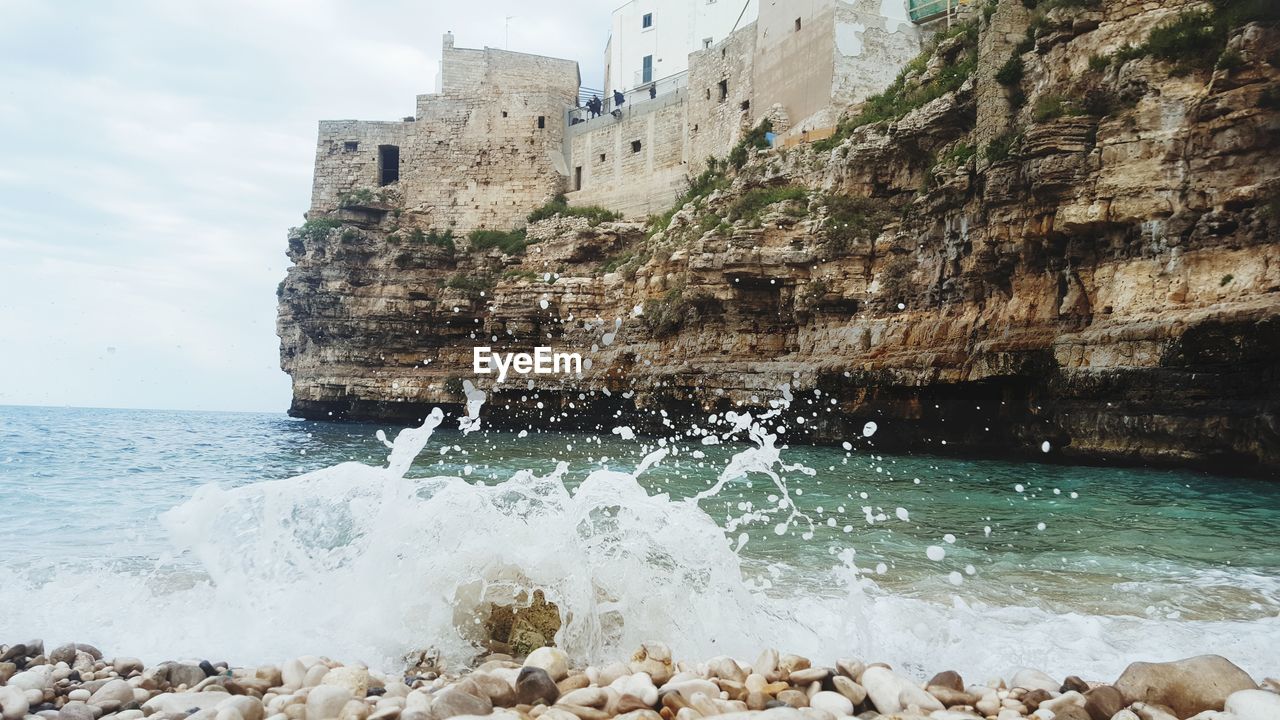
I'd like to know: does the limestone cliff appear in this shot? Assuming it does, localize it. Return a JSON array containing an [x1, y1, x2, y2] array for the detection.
[[278, 0, 1280, 475]]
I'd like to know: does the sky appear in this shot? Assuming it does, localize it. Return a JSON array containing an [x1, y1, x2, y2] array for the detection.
[[0, 0, 614, 413]]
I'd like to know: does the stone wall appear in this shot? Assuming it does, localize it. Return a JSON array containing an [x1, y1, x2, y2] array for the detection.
[[564, 91, 690, 219], [685, 23, 759, 174], [309, 34, 579, 233], [831, 0, 924, 115], [974, 0, 1031, 147]]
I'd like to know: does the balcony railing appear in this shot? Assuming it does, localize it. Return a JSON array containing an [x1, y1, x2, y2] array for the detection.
[[908, 0, 969, 23], [568, 70, 689, 126]]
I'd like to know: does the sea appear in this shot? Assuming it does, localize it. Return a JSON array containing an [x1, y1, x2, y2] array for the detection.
[[1, 403, 1277, 681]]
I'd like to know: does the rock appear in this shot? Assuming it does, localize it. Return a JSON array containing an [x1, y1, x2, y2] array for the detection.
[[928, 672, 964, 693], [707, 657, 746, 684], [1022, 689, 1052, 711], [307, 687, 354, 720], [808, 692, 853, 716], [1061, 676, 1089, 693], [0, 687, 30, 720], [428, 689, 491, 720], [860, 666, 944, 714], [525, 648, 570, 683], [49, 645, 102, 665], [466, 673, 515, 707], [0, 645, 27, 664], [556, 675, 590, 695], [1083, 685, 1124, 720], [57, 702, 96, 720], [1049, 707, 1090, 720], [831, 676, 866, 706], [112, 658, 144, 677], [557, 689, 606, 709], [217, 707, 246, 720], [776, 690, 808, 708], [68, 691, 91, 703], [835, 660, 864, 682], [614, 711, 662, 720], [1039, 691, 1085, 714], [1114, 655, 1258, 718], [0, 663, 15, 685], [516, 667, 559, 706], [338, 700, 369, 720], [788, 669, 830, 686], [755, 650, 780, 681], [1225, 689, 1280, 720], [659, 680, 720, 703], [217, 696, 266, 720], [282, 660, 309, 690], [322, 668, 370, 699], [8, 666, 54, 692], [779, 656, 810, 675], [1130, 703, 1180, 720], [1010, 670, 1060, 694], [619, 674, 658, 707], [89, 679, 134, 710], [155, 662, 208, 690]]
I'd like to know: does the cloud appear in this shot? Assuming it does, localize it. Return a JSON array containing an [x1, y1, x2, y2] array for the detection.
[[0, 0, 614, 412]]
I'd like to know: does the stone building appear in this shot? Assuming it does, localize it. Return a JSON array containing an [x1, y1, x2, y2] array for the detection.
[[309, 34, 579, 233], [307, 2, 929, 227]]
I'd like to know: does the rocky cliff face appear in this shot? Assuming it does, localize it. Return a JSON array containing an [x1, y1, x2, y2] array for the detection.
[[278, 0, 1280, 475]]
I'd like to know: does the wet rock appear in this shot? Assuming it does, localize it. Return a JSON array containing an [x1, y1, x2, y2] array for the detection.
[[0, 686, 30, 720], [1130, 702, 1180, 720], [428, 689, 491, 720], [112, 658, 144, 677], [154, 661, 207, 690], [1061, 676, 1090, 693], [49, 645, 102, 665], [525, 648, 569, 682], [1114, 655, 1258, 718], [1225, 689, 1280, 720], [1022, 689, 1052, 711], [1010, 669, 1060, 694], [0, 645, 27, 664], [928, 671, 964, 692], [307, 686, 354, 720], [89, 679, 134, 710], [557, 688, 606, 709], [776, 690, 808, 708], [556, 675, 590, 695], [860, 666, 944, 714], [465, 672, 515, 707], [808, 692, 853, 716], [514, 666, 560, 702], [322, 667, 370, 699], [1083, 685, 1124, 720]]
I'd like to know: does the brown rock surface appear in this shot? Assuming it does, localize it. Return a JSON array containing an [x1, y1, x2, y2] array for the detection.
[[1114, 655, 1258, 718]]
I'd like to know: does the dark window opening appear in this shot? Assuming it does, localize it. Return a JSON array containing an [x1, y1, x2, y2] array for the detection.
[[343, 141, 359, 152], [705, 88, 711, 100], [740, 100, 750, 111], [378, 145, 400, 186], [631, 140, 642, 153], [718, 79, 728, 102], [703, 37, 713, 49], [721, 48, 726, 58], [693, 124, 699, 133], [502, 111, 508, 118], [642, 12, 653, 28], [795, 17, 802, 31], [538, 116, 546, 129], [642, 55, 653, 83], [574, 166, 583, 191], [599, 153, 606, 162]]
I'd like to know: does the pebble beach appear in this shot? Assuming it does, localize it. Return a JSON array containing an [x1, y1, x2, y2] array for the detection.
[[2, 641, 1277, 720]]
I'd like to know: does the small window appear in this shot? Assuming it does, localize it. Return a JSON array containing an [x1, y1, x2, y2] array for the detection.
[[705, 88, 711, 100], [599, 153, 606, 162], [718, 79, 728, 101], [795, 17, 802, 31], [703, 37, 713, 49], [642, 55, 653, 83], [378, 145, 400, 186], [343, 141, 359, 152], [502, 111, 508, 118], [538, 116, 546, 129], [721, 48, 726, 58], [642, 13, 653, 28], [740, 100, 750, 111], [693, 124, 699, 133], [631, 140, 642, 153], [574, 166, 583, 191]]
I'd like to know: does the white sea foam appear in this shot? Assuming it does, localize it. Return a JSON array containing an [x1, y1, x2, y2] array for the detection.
[[0, 404, 1278, 684]]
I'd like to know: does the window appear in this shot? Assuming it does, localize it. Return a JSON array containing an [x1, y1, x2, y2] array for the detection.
[[502, 111, 508, 118], [705, 88, 711, 100], [599, 153, 606, 162], [343, 141, 358, 152], [378, 145, 400, 186], [795, 17, 802, 31], [631, 140, 642, 153], [642, 55, 653, 83], [718, 79, 728, 102], [538, 116, 546, 129], [740, 100, 750, 111], [642, 13, 653, 28], [574, 166, 583, 191], [703, 37, 713, 49]]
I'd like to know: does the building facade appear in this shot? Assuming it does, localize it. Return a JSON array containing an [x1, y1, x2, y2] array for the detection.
[[604, 0, 759, 97]]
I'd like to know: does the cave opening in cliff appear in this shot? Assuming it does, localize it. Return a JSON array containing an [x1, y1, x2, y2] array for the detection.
[[378, 144, 400, 185]]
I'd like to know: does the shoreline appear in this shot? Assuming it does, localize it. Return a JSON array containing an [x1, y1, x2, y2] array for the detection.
[[2, 642, 1276, 720]]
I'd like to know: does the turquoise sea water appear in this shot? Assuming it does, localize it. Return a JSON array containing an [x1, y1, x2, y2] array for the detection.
[[1, 404, 1277, 679]]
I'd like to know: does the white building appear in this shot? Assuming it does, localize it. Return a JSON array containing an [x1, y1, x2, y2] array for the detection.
[[603, 0, 758, 96]]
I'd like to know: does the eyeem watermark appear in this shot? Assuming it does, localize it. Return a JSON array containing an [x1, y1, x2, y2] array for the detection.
[[473, 346, 582, 383]]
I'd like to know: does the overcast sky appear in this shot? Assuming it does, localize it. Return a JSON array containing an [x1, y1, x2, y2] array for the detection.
[[0, 0, 614, 413]]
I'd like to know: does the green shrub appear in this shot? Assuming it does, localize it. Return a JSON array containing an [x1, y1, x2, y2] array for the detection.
[[297, 218, 343, 242], [984, 131, 1021, 162], [728, 119, 774, 169], [338, 188, 377, 208], [996, 55, 1024, 86], [408, 228, 456, 253], [1103, 0, 1279, 74], [1220, 273, 1235, 286], [444, 273, 496, 293], [468, 229, 530, 255], [527, 194, 622, 225], [822, 195, 891, 252], [1032, 94, 1087, 121], [728, 185, 808, 221], [648, 160, 729, 235], [936, 142, 977, 170]]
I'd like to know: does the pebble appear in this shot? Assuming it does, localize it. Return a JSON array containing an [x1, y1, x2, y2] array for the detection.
[[1010, 669, 1061, 694], [525, 648, 570, 682], [1225, 689, 1280, 720], [860, 666, 944, 714], [0, 687, 29, 720], [517, 667, 560, 707], [428, 688, 491, 719], [307, 686, 354, 720], [322, 666, 370, 699], [806, 691, 852, 717]]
